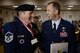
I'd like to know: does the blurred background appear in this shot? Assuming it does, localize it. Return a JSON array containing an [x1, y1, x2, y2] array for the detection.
[[0, 0, 80, 53]]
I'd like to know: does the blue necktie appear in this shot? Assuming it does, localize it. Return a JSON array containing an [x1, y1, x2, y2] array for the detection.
[[53, 23, 56, 33]]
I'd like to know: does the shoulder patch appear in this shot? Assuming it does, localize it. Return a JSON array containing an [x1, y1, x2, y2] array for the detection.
[[5, 31, 13, 43]]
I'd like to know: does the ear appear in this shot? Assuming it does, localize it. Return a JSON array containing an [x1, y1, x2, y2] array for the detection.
[[55, 10, 58, 14], [19, 11, 24, 17], [19, 11, 22, 15]]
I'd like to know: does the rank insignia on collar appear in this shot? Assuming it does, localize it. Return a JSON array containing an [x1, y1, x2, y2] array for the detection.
[[5, 31, 13, 43]]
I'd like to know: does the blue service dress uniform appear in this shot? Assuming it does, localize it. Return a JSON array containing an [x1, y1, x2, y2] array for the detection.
[[3, 16, 38, 53], [41, 18, 76, 53]]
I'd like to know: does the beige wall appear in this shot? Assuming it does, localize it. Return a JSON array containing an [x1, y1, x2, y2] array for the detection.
[[61, 11, 80, 21], [0, 8, 80, 24], [0, 8, 16, 24], [35, 10, 80, 22]]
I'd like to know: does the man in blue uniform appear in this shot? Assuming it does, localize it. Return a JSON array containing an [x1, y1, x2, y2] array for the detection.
[[3, 4, 38, 53], [41, 2, 76, 53]]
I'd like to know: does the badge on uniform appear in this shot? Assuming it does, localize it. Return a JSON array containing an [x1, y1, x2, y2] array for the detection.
[[17, 35, 25, 44], [31, 38, 38, 45], [19, 39, 25, 44], [60, 27, 68, 37], [5, 31, 13, 43], [17, 35, 24, 38]]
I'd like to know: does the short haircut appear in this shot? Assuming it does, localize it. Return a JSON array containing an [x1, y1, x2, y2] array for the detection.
[[33, 16, 39, 19], [47, 1, 61, 14]]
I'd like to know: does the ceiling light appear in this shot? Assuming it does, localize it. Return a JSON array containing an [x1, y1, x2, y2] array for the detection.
[[67, 8, 72, 10], [37, 8, 42, 10], [35, 6, 37, 8], [13, 6, 18, 8], [68, 6, 74, 7]]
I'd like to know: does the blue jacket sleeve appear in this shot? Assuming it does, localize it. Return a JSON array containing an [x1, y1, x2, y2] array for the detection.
[[3, 23, 17, 53], [68, 24, 76, 53]]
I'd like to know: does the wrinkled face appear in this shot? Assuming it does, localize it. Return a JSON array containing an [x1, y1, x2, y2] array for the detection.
[[19, 11, 33, 24], [46, 3, 58, 20]]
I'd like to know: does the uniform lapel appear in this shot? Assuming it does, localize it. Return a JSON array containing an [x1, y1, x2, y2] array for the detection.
[[56, 18, 64, 33], [15, 18, 32, 36], [48, 20, 54, 38], [48, 20, 52, 30]]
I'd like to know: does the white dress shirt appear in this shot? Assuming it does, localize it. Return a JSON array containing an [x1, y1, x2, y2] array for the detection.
[[52, 18, 61, 30]]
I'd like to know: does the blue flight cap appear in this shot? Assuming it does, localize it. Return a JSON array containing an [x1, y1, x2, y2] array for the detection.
[[15, 4, 35, 11]]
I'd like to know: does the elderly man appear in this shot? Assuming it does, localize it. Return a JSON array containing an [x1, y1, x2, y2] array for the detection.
[[3, 4, 38, 53]]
